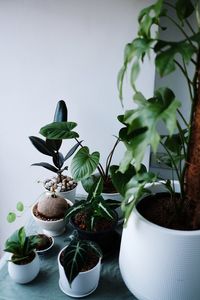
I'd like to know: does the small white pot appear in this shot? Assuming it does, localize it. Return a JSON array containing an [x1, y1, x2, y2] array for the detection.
[[56, 185, 77, 203], [31, 199, 73, 236], [58, 245, 101, 298], [119, 181, 200, 300], [8, 251, 40, 284]]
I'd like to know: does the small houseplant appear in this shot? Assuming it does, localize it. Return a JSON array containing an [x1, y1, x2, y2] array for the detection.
[[31, 192, 73, 236], [65, 178, 120, 256], [4, 226, 40, 283], [111, 1, 200, 299], [29, 100, 79, 201], [58, 233, 102, 297]]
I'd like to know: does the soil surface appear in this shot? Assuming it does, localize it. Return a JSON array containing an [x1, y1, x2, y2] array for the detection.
[[73, 211, 115, 232], [137, 193, 193, 230], [60, 250, 99, 272], [35, 234, 53, 251]]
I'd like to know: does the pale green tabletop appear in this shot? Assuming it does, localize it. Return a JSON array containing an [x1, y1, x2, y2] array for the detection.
[[0, 219, 136, 300]]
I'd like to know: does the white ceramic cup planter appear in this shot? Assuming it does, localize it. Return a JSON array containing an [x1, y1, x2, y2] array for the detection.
[[58, 245, 101, 298], [8, 251, 40, 284], [44, 184, 77, 203], [31, 199, 73, 236], [119, 181, 200, 300]]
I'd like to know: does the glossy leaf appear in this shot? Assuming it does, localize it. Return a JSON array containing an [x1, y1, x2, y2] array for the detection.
[[62, 239, 102, 286], [53, 100, 68, 122], [40, 122, 79, 140], [53, 152, 64, 169], [31, 162, 59, 173], [64, 141, 81, 161], [29, 136, 54, 156], [46, 139, 62, 151], [81, 174, 100, 194], [71, 147, 100, 181]]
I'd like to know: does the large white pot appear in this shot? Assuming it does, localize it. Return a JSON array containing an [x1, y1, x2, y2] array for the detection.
[[119, 181, 200, 300], [58, 245, 101, 298], [31, 199, 73, 236], [8, 251, 40, 284]]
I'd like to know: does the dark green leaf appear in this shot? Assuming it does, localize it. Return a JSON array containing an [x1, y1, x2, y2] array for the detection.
[[40, 122, 79, 140], [175, 0, 194, 20], [64, 141, 81, 161], [71, 147, 100, 181], [29, 136, 54, 156], [31, 162, 59, 173], [53, 152, 64, 169], [53, 100, 68, 122], [46, 139, 62, 151]]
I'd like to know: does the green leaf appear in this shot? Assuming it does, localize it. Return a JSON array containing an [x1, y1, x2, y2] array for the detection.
[[71, 147, 100, 181], [40, 122, 79, 140], [53, 152, 64, 169], [29, 136, 54, 156], [53, 100, 68, 122], [117, 65, 126, 102], [46, 139, 62, 151], [64, 141, 81, 161], [16, 202, 24, 212], [130, 61, 140, 89], [175, 0, 194, 20], [120, 88, 180, 170], [110, 164, 136, 197], [31, 162, 59, 173], [7, 212, 16, 223], [18, 227, 26, 248]]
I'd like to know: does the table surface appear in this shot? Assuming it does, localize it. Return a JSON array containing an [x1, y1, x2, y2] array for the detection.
[[0, 216, 136, 300]]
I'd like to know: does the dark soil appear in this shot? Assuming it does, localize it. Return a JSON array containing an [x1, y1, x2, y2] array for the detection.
[[12, 251, 35, 265], [33, 204, 63, 221], [73, 212, 115, 232], [60, 250, 98, 272], [137, 193, 193, 230], [35, 234, 53, 251]]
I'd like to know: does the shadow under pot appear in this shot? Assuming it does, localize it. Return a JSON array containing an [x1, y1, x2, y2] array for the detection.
[[69, 211, 120, 258]]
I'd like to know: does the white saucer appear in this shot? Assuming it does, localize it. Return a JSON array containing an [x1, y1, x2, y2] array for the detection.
[[59, 279, 98, 298]]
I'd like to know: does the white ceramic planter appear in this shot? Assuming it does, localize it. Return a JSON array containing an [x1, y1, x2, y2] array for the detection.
[[31, 199, 73, 236], [58, 245, 101, 298], [8, 251, 40, 284], [119, 182, 200, 300]]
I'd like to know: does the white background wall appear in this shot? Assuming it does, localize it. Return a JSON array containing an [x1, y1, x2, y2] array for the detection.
[[0, 0, 156, 256]]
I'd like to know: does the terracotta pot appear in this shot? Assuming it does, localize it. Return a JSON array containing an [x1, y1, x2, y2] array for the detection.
[[119, 181, 200, 300]]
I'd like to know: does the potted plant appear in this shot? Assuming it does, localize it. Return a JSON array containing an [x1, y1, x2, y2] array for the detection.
[[58, 233, 102, 297], [30, 233, 54, 254], [65, 178, 120, 256], [31, 192, 73, 236], [4, 226, 40, 284], [29, 100, 80, 202], [110, 1, 200, 299], [39, 101, 123, 215]]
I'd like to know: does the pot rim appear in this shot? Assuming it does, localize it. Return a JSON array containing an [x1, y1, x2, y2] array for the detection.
[[133, 181, 200, 235]]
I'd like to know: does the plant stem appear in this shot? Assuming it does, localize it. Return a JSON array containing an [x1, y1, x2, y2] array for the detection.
[[105, 138, 120, 179], [177, 109, 189, 127], [174, 60, 193, 101]]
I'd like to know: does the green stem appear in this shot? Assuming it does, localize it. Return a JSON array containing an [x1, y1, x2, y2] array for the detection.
[[105, 138, 120, 179], [160, 141, 183, 198], [174, 60, 193, 101], [176, 121, 187, 160], [177, 109, 189, 127]]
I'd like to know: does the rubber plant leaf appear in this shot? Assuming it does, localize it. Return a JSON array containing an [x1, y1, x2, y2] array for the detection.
[[71, 147, 100, 181], [53, 100, 68, 122], [64, 141, 82, 161], [31, 162, 59, 173], [29, 136, 54, 156], [46, 139, 62, 151], [40, 122, 79, 140]]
